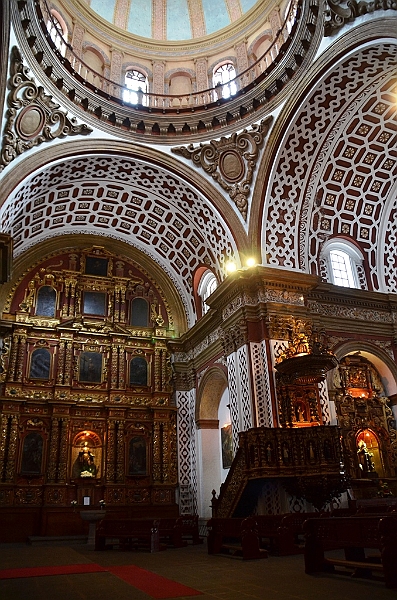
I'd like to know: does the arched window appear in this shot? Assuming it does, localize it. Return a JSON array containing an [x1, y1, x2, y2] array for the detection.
[[321, 240, 366, 290], [46, 12, 67, 56], [123, 70, 148, 106], [198, 270, 218, 315], [130, 298, 149, 327], [213, 63, 237, 99]]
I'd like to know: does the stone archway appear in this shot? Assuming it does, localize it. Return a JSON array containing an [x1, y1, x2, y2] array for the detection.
[[195, 367, 228, 518]]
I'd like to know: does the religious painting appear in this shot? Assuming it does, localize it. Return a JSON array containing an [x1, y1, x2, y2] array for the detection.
[[130, 297, 149, 326], [221, 424, 233, 469], [130, 356, 148, 386], [29, 348, 51, 380], [85, 256, 109, 277], [35, 286, 56, 317], [79, 351, 102, 383], [128, 436, 147, 475], [20, 432, 43, 476], [83, 291, 106, 316]]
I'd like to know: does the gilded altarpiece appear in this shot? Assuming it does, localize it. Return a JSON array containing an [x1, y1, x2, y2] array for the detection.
[[332, 355, 397, 494], [0, 247, 178, 540]]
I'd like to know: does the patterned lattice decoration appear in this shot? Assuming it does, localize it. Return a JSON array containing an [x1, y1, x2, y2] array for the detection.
[[318, 379, 331, 425], [1, 156, 237, 325], [250, 341, 273, 427], [264, 43, 397, 292], [237, 345, 254, 432], [257, 480, 283, 515], [176, 389, 198, 515], [226, 353, 241, 454]]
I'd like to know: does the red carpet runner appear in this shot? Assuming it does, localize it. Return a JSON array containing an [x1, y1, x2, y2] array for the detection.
[[107, 565, 203, 598], [0, 564, 107, 578], [0, 563, 203, 598]]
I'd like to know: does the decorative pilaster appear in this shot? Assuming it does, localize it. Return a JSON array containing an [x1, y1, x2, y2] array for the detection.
[[195, 58, 209, 92], [176, 389, 198, 514]]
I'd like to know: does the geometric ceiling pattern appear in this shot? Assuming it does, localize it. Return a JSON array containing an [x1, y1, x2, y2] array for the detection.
[[86, 0, 258, 41], [0, 155, 238, 325], [264, 42, 397, 293]]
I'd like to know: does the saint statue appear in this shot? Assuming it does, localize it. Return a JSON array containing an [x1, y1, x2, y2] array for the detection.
[[72, 442, 97, 478], [357, 440, 376, 476]]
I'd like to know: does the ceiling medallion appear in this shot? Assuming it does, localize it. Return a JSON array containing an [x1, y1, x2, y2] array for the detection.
[[171, 117, 272, 220], [0, 47, 92, 172], [274, 317, 339, 385]]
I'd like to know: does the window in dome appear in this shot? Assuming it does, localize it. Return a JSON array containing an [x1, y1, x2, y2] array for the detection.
[[46, 12, 67, 56], [321, 239, 366, 289], [213, 63, 237, 99], [123, 70, 148, 106], [198, 270, 218, 315]]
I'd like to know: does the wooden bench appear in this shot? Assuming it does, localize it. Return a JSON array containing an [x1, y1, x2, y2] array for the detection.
[[95, 518, 160, 552], [274, 512, 323, 556], [207, 517, 268, 560], [303, 515, 397, 588]]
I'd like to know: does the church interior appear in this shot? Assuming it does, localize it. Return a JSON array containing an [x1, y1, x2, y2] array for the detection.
[[0, 0, 397, 592]]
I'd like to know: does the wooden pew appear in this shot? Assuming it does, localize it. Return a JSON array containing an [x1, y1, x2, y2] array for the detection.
[[95, 518, 160, 552], [207, 517, 268, 560], [304, 515, 397, 588], [274, 512, 323, 556]]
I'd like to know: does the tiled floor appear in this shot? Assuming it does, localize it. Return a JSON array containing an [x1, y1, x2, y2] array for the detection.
[[0, 540, 395, 600]]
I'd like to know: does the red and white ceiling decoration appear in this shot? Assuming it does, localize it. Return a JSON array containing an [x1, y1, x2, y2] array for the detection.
[[0, 155, 238, 325], [264, 41, 397, 293]]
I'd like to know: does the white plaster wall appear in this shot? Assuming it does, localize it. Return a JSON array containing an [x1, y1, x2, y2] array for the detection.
[[196, 428, 221, 518]]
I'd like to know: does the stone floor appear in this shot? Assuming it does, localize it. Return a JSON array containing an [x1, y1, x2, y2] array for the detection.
[[0, 540, 395, 600]]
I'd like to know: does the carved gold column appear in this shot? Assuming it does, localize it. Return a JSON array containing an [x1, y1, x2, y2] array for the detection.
[[47, 417, 60, 483], [154, 347, 161, 392], [57, 418, 69, 483], [63, 339, 73, 386], [0, 413, 8, 480], [106, 421, 116, 483], [116, 420, 125, 482], [8, 333, 19, 381], [0, 412, 18, 482], [15, 333, 26, 383], [5, 414, 18, 482], [152, 419, 162, 482]]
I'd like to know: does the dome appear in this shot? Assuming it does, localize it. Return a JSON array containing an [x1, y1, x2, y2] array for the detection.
[[79, 0, 260, 41]]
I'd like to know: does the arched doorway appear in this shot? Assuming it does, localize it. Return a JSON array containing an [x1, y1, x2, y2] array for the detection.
[[196, 367, 228, 518]]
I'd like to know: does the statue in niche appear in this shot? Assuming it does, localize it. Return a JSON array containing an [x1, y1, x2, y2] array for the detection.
[[72, 441, 97, 478], [357, 440, 376, 477], [295, 402, 307, 422]]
